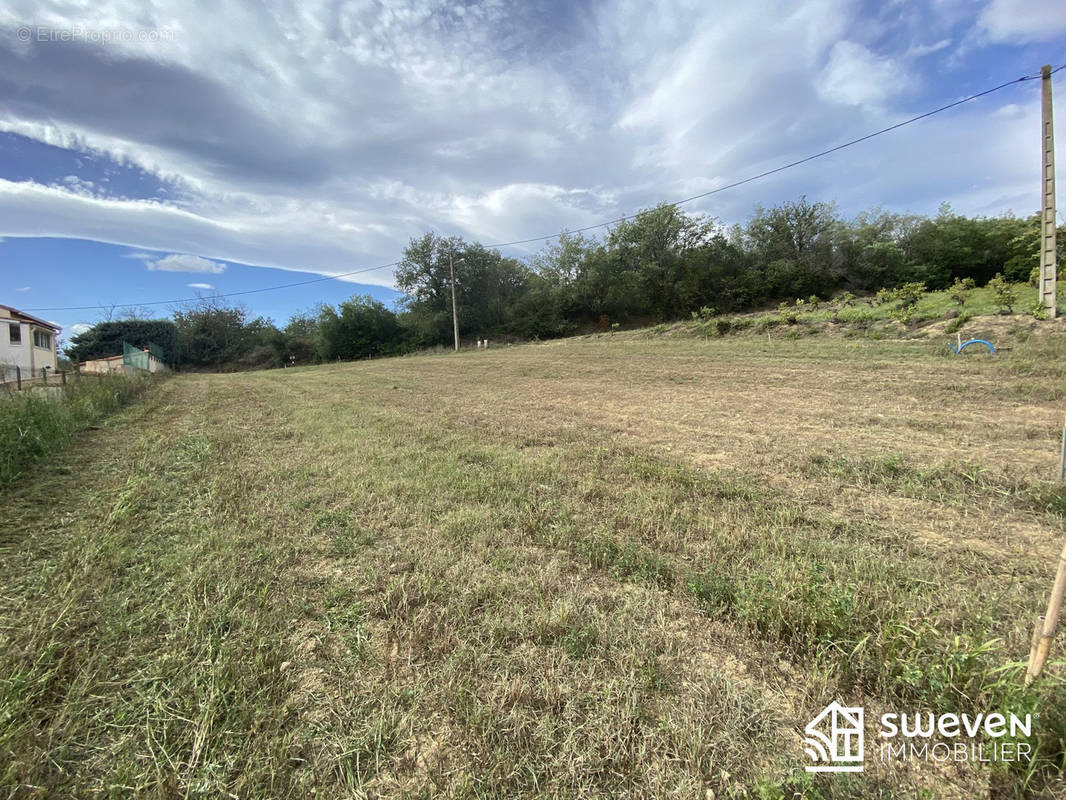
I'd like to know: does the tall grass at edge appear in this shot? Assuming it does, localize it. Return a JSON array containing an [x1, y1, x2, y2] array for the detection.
[[0, 372, 153, 486]]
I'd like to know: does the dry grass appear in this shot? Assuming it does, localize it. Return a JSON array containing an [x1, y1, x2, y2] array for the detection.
[[2, 332, 1065, 798]]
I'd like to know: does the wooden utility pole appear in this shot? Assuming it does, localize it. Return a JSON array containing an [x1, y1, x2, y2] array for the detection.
[[449, 251, 461, 351], [1039, 65, 1057, 318]]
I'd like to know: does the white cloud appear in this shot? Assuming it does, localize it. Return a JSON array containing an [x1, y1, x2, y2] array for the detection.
[[14, 285, 31, 292], [186, 282, 215, 289], [70, 322, 92, 335], [146, 254, 226, 274], [818, 41, 909, 108], [0, 0, 1057, 293], [0, 179, 400, 288], [979, 0, 1066, 43], [59, 175, 97, 195], [907, 38, 952, 58]]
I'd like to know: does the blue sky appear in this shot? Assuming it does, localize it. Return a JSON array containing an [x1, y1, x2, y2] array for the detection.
[[0, 0, 1064, 341]]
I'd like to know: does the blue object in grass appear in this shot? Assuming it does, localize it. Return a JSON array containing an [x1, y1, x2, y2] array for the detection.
[[951, 339, 995, 355]]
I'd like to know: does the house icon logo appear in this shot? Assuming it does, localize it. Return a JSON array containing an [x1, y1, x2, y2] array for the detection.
[[804, 701, 864, 772]]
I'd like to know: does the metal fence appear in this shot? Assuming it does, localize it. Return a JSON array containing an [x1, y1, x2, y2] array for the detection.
[[122, 341, 150, 371], [122, 340, 166, 371]]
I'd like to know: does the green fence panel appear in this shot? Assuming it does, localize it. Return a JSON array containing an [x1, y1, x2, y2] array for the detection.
[[122, 341, 149, 370]]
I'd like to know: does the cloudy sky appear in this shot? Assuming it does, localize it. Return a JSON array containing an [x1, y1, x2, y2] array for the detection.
[[0, 0, 1064, 336]]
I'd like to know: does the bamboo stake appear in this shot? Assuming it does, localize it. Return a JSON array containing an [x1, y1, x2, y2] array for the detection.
[[1026, 539, 1066, 683], [1059, 415, 1065, 481]]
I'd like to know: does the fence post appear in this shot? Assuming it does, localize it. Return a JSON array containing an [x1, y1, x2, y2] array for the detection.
[[41, 367, 47, 386], [62, 370, 67, 386], [16, 366, 21, 390]]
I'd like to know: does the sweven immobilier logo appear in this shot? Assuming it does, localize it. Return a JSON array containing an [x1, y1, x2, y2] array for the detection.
[[804, 701, 1033, 772]]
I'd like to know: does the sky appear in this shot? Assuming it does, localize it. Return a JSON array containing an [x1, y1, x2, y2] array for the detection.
[[0, 0, 1064, 341]]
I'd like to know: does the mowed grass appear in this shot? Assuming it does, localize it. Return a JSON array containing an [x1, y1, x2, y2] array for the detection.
[[2, 334, 1065, 798]]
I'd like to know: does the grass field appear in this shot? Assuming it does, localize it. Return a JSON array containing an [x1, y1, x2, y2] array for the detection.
[[2, 332, 1065, 798]]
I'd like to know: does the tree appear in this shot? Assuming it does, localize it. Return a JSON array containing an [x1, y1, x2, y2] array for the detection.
[[316, 296, 403, 361], [65, 319, 179, 364], [605, 204, 719, 320], [395, 233, 535, 345], [745, 197, 841, 299], [172, 299, 258, 369], [281, 308, 323, 365]]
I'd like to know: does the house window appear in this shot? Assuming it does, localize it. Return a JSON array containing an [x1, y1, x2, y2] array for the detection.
[[8, 323, 21, 344], [33, 330, 51, 349]]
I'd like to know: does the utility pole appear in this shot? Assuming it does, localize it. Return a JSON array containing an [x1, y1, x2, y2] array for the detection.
[[449, 251, 462, 351], [1040, 65, 1057, 318]]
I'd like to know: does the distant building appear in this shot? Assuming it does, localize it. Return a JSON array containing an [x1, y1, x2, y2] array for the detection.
[[0, 304, 61, 380], [81, 346, 168, 374], [79, 353, 127, 374]]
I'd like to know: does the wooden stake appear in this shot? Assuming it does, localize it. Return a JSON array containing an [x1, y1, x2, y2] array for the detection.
[[1027, 539, 1066, 683], [1059, 415, 1065, 481]]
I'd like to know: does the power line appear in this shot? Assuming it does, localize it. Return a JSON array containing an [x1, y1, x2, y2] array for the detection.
[[485, 64, 1065, 247], [24, 64, 1063, 314]]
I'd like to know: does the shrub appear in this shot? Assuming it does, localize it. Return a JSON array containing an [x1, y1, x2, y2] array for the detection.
[[835, 292, 855, 307], [715, 318, 733, 336], [730, 317, 753, 331], [690, 306, 717, 322], [878, 282, 927, 323], [987, 273, 1017, 314], [894, 281, 927, 308], [873, 288, 895, 306], [949, 277, 975, 308], [945, 313, 972, 334]]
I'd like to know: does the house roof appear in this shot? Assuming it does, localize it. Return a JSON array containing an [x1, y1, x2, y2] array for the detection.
[[0, 305, 61, 332]]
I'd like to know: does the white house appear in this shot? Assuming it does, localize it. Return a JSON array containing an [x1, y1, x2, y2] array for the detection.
[[0, 304, 61, 380]]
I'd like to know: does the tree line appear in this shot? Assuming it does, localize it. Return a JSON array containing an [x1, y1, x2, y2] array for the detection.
[[66, 197, 1063, 370]]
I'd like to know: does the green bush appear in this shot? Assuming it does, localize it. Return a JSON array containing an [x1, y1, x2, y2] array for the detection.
[[755, 316, 783, 332], [945, 312, 972, 334], [835, 292, 855, 307], [949, 277, 976, 308], [0, 373, 152, 486], [689, 306, 717, 322], [987, 273, 1017, 314]]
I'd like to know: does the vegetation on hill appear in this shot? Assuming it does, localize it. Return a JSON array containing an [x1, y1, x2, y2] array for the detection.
[[66, 197, 1065, 370]]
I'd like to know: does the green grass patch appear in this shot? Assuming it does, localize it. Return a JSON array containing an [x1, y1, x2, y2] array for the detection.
[[0, 372, 153, 486]]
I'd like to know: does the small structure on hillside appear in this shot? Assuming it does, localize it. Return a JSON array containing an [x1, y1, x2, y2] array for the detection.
[[81, 341, 168, 374]]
